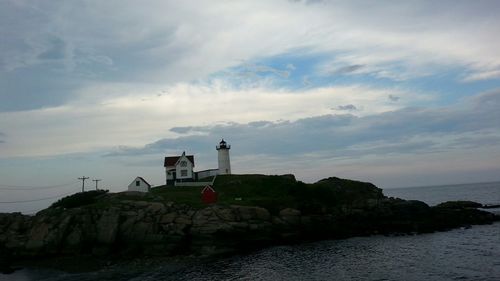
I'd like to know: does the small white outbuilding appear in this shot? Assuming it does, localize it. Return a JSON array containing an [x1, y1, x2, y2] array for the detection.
[[128, 176, 151, 192]]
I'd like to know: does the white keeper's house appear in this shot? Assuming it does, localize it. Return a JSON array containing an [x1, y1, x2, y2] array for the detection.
[[164, 151, 196, 185]]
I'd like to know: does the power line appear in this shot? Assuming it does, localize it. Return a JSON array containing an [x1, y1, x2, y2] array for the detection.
[[78, 176, 89, 192], [0, 190, 75, 204], [0, 181, 77, 190], [92, 179, 102, 190]]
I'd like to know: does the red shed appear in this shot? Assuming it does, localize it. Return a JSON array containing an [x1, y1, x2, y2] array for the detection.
[[201, 185, 217, 204]]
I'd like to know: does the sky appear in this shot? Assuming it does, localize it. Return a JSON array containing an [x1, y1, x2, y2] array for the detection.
[[1, 0, 500, 213]]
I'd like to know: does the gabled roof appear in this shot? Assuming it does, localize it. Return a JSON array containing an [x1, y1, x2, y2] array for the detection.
[[201, 185, 215, 194], [164, 155, 194, 167], [135, 176, 151, 188]]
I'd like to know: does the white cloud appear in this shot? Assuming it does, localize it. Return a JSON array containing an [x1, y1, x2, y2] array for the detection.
[[0, 81, 419, 157], [107, 89, 500, 161], [463, 69, 500, 82], [2, 0, 499, 85]]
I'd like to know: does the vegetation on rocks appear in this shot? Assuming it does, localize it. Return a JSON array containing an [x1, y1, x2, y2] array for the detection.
[[57, 175, 384, 215], [49, 190, 109, 209]]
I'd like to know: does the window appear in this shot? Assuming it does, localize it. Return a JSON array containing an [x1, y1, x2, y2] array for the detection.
[[181, 170, 188, 177], [136, 180, 140, 186], [180, 161, 187, 167]]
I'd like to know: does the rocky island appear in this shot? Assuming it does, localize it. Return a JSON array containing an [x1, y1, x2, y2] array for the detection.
[[1, 174, 498, 273]]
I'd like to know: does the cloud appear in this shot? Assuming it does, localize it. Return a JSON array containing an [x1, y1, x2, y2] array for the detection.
[[36, 36, 67, 61], [332, 64, 365, 75], [336, 104, 357, 111], [2, 1, 500, 112], [463, 69, 500, 82], [107, 89, 500, 160], [450, 135, 500, 149], [388, 94, 400, 102], [302, 76, 312, 86], [1, 81, 417, 157], [229, 63, 292, 85], [251, 65, 290, 78]]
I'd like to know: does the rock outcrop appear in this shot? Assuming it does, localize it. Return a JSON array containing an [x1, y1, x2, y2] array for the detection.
[[1, 176, 499, 262], [1, 198, 498, 261]]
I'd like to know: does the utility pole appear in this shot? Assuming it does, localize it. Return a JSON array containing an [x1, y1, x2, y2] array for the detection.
[[78, 176, 89, 192], [93, 179, 102, 190]]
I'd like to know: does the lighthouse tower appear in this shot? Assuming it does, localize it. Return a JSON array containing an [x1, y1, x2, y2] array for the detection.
[[216, 139, 231, 175]]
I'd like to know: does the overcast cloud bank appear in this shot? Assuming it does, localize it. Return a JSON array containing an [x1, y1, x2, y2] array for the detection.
[[108, 89, 500, 159]]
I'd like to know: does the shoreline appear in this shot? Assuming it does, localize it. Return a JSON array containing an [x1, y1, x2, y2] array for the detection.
[[6, 220, 500, 278]]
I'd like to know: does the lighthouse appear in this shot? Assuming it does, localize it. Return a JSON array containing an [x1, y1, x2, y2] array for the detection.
[[216, 139, 231, 175]]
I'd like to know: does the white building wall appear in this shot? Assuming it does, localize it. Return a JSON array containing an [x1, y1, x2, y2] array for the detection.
[[196, 169, 219, 179], [128, 177, 150, 192], [176, 155, 194, 180], [218, 149, 231, 175]]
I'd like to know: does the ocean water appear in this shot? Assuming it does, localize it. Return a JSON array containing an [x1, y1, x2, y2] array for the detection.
[[384, 181, 500, 206], [3, 182, 500, 281]]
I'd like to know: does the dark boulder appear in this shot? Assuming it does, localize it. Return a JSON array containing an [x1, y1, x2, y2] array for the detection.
[[0, 243, 16, 274], [435, 201, 483, 209]]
